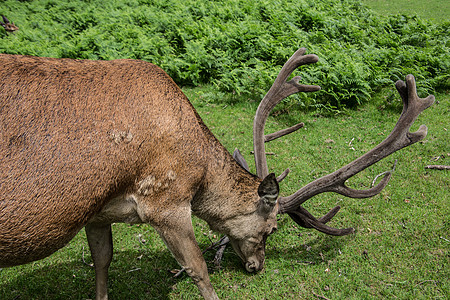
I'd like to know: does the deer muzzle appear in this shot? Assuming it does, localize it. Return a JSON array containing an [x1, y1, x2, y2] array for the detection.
[[245, 258, 264, 273]]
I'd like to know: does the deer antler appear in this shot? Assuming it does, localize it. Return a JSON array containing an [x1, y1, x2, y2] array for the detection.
[[252, 48, 434, 235], [253, 48, 321, 179], [278, 74, 434, 223]]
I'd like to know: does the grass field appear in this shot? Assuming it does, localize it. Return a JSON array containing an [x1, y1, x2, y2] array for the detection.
[[363, 0, 449, 23], [0, 0, 449, 299]]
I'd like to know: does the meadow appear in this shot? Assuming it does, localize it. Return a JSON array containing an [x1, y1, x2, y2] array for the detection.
[[363, 0, 449, 24], [0, 0, 449, 299]]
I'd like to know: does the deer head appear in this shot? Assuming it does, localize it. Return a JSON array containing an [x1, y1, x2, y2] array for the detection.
[[190, 157, 280, 274], [224, 173, 279, 272]]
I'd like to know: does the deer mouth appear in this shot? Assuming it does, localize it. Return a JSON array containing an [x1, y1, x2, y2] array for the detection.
[[245, 261, 257, 272], [244, 258, 263, 273], [228, 238, 265, 272]]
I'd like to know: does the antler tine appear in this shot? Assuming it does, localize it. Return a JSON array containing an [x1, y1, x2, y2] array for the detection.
[[394, 75, 434, 143], [278, 74, 434, 216], [288, 205, 354, 236], [276, 168, 290, 183], [253, 48, 321, 179], [264, 122, 304, 142]]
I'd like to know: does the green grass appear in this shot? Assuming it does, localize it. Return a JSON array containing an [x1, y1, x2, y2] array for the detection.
[[363, 0, 450, 23], [1, 87, 448, 299]]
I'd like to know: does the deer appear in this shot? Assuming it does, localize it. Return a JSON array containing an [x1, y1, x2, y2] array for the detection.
[[0, 48, 434, 299], [0, 15, 19, 34]]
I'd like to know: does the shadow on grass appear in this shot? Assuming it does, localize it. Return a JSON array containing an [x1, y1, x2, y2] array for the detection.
[[0, 248, 184, 300], [0, 228, 352, 300], [266, 216, 355, 264]]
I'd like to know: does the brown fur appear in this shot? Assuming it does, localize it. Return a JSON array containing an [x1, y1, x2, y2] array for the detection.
[[0, 54, 278, 299]]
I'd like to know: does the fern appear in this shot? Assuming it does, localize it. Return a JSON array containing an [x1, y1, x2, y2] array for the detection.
[[1, 0, 448, 108]]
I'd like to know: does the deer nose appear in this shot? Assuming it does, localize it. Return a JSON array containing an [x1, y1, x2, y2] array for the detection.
[[245, 261, 257, 272], [245, 259, 263, 273]]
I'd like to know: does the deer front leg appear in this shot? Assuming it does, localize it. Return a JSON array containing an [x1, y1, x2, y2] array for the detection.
[[155, 210, 219, 300], [85, 223, 113, 300]]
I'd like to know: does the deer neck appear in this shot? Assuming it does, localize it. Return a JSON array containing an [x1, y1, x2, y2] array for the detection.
[[191, 146, 261, 233]]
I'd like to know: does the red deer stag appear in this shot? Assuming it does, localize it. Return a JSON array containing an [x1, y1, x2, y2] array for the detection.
[[0, 48, 434, 299]]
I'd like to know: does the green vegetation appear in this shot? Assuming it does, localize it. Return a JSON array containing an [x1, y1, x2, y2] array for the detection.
[[1, 0, 449, 299], [1, 0, 449, 109]]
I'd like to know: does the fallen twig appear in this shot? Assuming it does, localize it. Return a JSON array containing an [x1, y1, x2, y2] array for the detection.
[[126, 268, 141, 273], [414, 279, 437, 287], [213, 236, 229, 268], [312, 291, 331, 300], [440, 236, 450, 243], [173, 235, 230, 278], [425, 165, 450, 170], [81, 246, 94, 267]]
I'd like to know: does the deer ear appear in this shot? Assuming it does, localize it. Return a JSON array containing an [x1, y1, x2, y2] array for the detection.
[[258, 173, 279, 210]]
